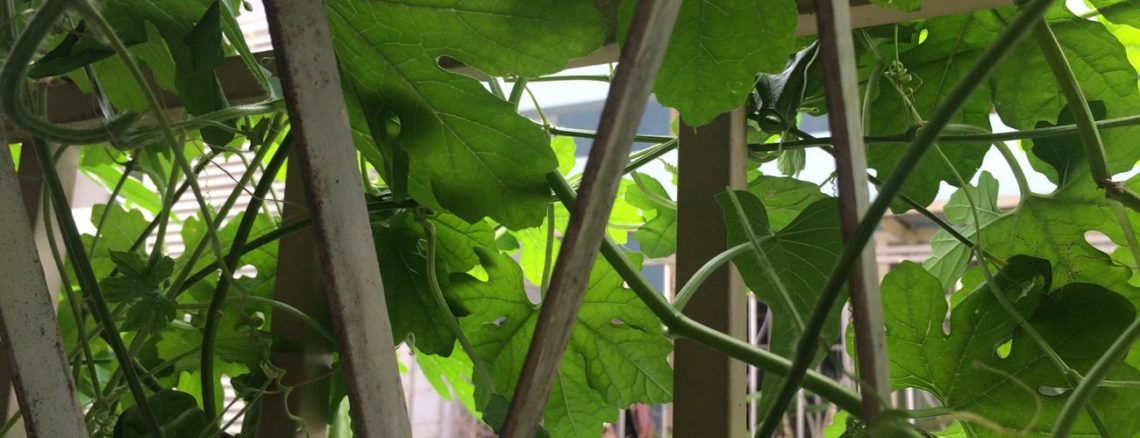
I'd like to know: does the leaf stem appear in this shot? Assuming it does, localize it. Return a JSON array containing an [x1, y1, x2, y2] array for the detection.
[[994, 141, 1030, 198], [200, 134, 293, 420], [507, 75, 612, 83], [32, 140, 161, 436], [546, 126, 674, 144], [757, 0, 1054, 427], [547, 173, 865, 416], [673, 242, 752, 310], [749, 114, 1140, 152]]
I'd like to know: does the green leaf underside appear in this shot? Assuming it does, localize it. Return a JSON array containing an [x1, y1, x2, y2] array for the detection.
[[879, 259, 1140, 436], [326, 0, 607, 229], [450, 249, 672, 438], [923, 171, 1004, 290], [717, 192, 843, 419], [619, 0, 799, 126]]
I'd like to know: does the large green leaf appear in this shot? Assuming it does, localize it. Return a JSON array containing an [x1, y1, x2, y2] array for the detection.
[[1090, 0, 1140, 29], [327, 0, 606, 229], [450, 249, 672, 438], [716, 192, 842, 418], [620, 0, 799, 126], [993, 16, 1140, 190], [745, 175, 826, 231], [866, 13, 998, 210], [373, 217, 457, 355], [923, 171, 1004, 289], [627, 172, 677, 258], [879, 259, 1140, 436]]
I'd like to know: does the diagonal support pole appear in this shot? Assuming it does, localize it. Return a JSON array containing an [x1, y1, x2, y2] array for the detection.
[[0, 148, 87, 437], [812, 0, 890, 419], [500, 1, 682, 436], [262, 1, 411, 436]]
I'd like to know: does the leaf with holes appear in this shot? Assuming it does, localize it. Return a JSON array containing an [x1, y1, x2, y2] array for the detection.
[[450, 249, 672, 438], [327, 0, 606, 229], [876, 258, 1140, 436]]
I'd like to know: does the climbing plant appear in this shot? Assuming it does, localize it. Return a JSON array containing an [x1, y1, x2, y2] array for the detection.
[[2, 0, 1140, 437]]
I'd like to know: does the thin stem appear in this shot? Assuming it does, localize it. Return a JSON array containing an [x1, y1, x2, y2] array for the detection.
[[725, 190, 802, 332], [673, 242, 752, 310], [1052, 318, 1140, 438], [90, 160, 136, 254], [42, 190, 103, 399], [32, 140, 161, 436], [547, 126, 675, 144], [540, 204, 555, 294], [758, 0, 1054, 428], [420, 218, 497, 394], [547, 173, 865, 416], [180, 296, 335, 345], [200, 134, 293, 420], [749, 113, 1140, 152], [994, 141, 1030, 198], [75, 0, 241, 305], [508, 78, 528, 108], [506, 75, 612, 83], [486, 74, 506, 100], [0, 410, 20, 436]]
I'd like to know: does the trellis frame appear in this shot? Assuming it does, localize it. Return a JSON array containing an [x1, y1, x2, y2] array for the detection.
[[0, 0, 1014, 436]]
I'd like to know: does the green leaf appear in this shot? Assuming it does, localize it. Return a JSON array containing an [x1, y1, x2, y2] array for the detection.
[[871, 0, 922, 12], [328, 0, 606, 229], [1090, 0, 1140, 29], [551, 136, 577, 176], [717, 192, 843, 418], [866, 13, 997, 210], [878, 260, 1140, 436], [922, 171, 1004, 289], [113, 390, 221, 438], [372, 218, 456, 355], [428, 213, 496, 274], [82, 165, 163, 215], [1029, 102, 1107, 188], [450, 249, 671, 438], [627, 172, 676, 258], [414, 345, 477, 414], [993, 17, 1140, 187], [176, 0, 233, 145], [745, 175, 826, 231], [122, 292, 177, 332], [620, 0, 799, 126]]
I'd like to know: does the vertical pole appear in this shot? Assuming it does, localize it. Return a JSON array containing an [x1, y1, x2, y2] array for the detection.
[[1, 144, 79, 437], [0, 147, 87, 437], [258, 160, 332, 437], [674, 110, 748, 437], [812, 0, 890, 419], [500, 1, 681, 435], [262, 1, 411, 436]]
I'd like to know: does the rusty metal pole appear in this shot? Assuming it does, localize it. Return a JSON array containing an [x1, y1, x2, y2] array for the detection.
[[812, 0, 890, 419], [500, 1, 682, 436], [0, 147, 87, 437], [673, 110, 749, 437], [262, 1, 412, 436]]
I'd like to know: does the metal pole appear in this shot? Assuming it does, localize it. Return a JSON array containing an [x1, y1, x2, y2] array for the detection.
[[262, 1, 411, 435]]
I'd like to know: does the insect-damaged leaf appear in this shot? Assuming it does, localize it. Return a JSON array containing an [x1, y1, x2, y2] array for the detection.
[[876, 259, 1140, 436], [327, 0, 606, 229]]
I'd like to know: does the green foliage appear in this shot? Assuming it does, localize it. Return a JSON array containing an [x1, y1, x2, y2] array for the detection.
[[620, 0, 799, 126], [718, 192, 843, 418], [113, 390, 223, 438], [450, 249, 672, 437], [878, 259, 1140, 436], [327, 0, 605, 229]]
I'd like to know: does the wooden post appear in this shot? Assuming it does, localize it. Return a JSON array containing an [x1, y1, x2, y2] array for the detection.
[[262, 0, 411, 435], [1, 144, 79, 437], [674, 110, 748, 437], [257, 160, 333, 437], [0, 146, 87, 437], [812, 0, 890, 419], [500, 1, 682, 435]]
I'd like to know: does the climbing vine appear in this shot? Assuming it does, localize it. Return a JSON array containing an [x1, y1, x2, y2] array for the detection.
[[2, 0, 1140, 437]]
